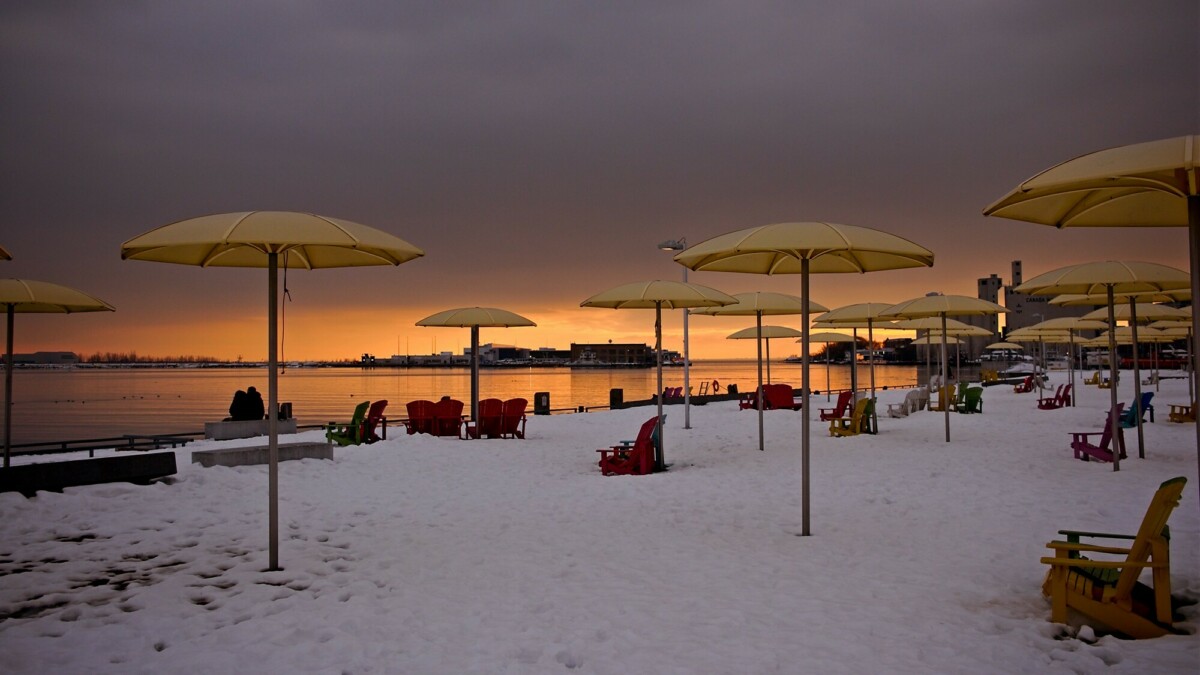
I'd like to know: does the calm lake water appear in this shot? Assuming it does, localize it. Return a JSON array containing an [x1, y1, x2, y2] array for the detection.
[[6, 361, 938, 445]]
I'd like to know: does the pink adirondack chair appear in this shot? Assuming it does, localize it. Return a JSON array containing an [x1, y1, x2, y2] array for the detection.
[[597, 416, 659, 476], [1072, 403, 1127, 463], [1038, 384, 1065, 410], [499, 398, 528, 439], [432, 398, 466, 438], [820, 390, 854, 421]]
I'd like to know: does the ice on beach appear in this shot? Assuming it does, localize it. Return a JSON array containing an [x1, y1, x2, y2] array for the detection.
[[0, 375, 1197, 673]]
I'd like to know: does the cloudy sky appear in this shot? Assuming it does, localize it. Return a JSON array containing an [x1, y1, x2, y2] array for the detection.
[[2, 1, 1197, 360]]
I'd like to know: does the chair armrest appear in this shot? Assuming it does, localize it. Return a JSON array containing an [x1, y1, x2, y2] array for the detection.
[[1070, 431, 1102, 440], [1044, 540, 1131, 556], [1057, 529, 1135, 541], [1040, 556, 1168, 570]]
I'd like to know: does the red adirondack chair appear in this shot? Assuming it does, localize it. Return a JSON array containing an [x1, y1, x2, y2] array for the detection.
[[820, 390, 854, 421], [403, 400, 436, 435], [597, 416, 659, 476], [1038, 384, 1065, 410], [738, 389, 759, 410], [1072, 403, 1127, 463], [363, 400, 389, 443], [763, 383, 801, 410], [432, 398, 466, 438], [499, 398, 528, 439], [1014, 375, 1035, 393], [468, 398, 504, 439]]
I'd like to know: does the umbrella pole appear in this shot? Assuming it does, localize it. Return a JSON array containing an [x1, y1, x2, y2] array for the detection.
[[4, 304, 12, 469], [1192, 195, 1200, 507], [471, 324, 480, 425], [766, 338, 772, 384], [1106, 286, 1121, 472], [800, 259, 811, 536], [940, 315, 949, 442], [655, 302, 665, 471], [825, 341, 831, 401], [868, 321, 876, 433], [1129, 300, 1145, 459], [850, 329, 858, 394], [268, 252, 280, 570], [756, 312, 764, 452], [1069, 333, 1076, 407]]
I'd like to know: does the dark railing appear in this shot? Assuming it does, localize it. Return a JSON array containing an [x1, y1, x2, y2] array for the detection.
[[8, 432, 204, 458]]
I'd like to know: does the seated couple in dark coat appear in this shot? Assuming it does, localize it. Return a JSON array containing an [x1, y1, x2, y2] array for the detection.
[[227, 386, 266, 421]]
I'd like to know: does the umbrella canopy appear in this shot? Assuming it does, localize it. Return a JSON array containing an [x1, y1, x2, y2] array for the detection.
[[1082, 303, 1190, 323], [582, 280, 736, 471], [675, 221, 934, 537], [2, 279, 115, 467], [983, 135, 1200, 500], [694, 291, 827, 451], [813, 302, 898, 405], [880, 295, 1007, 442], [416, 307, 536, 424], [985, 342, 1024, 351], [1014, 261, 1187, 472], [1051, 289, 1191, 306], [122, 211, 424, 571], [911, 336, 962, 346], [0, 247, 10, 261], [728, 325, 804, 340]]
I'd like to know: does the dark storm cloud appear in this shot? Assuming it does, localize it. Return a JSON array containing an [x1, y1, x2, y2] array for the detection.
[[1, 1, 1196, 343]]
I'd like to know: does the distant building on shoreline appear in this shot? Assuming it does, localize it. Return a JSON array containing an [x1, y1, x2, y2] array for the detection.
[[9, 351, 79, 365]]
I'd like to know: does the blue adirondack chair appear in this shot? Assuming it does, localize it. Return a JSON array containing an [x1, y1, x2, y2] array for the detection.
[[1119, 392, 1154, 428]]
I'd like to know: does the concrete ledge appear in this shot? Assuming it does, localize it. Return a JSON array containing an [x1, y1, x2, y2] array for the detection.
[[191, 441, 333, 468], [204, 419, 298, 441], [0, 452, 177, 497]]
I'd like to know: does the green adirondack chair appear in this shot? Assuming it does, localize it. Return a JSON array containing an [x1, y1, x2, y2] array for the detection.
[[958, 387, 983, 414], [326, 400, 371, 446]]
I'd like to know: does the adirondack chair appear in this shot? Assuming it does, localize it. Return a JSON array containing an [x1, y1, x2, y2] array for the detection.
[[1071, 404, 1127, 463], [326, 401, 370, 446], [1038, 384, 1066, 410], [403, 400, 436, 435], [1013, 375, 1035, 393], [499, 398, 528, 439], [1119, 392, 1155, 428], [763, 383, 801, 411], [1083, 371, 1101, 385], [957, 387, 983, 414], [431, 398, 466, 438], [597, 415, 660, 476], [738, 388, 759, 410], [819, 390, 854, 421], [948, 382, 969, 411], [467, 398, 504, 439], [1041, 476, 1187, 639], [887, 389, 921, 418], [829, 397, 871, 437], [928, 385, 954, 412], [1059, 384, 1073, 407], [1167, 402, 1195, 423], [362, 400, 389, 443], [913, 386, 929, 411]]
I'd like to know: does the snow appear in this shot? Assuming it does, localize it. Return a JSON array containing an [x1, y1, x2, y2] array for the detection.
[[1, 375, 1197, 673]]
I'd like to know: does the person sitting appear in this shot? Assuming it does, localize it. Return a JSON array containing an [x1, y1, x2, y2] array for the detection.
[[227, 389, 249, 420], [245, 386, 266, 420]]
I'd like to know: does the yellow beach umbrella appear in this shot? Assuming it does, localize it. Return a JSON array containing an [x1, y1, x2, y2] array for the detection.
[[675, 221, 934, 537], [693, 291, 826, 451], [1015, 261, 1188, 471], [582, 280, 737, 471], [879, 295, 1007, 443], [122, 211, 424, 570], [984, 136, 1200, 494], [803, 331, 857, 401], [1, 279, 115, 467], [416, 307, 536, 424]]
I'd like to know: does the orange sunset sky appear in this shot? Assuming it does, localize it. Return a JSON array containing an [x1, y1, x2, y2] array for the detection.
[[2, 2, 1196, 361]]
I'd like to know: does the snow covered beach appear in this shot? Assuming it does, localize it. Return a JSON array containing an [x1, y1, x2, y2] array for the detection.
[[1, 375, 1197, 673]]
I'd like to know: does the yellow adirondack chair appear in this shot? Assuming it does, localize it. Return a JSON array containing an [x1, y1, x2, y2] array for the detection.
[[1040, 476, 1186, 639], [927, 385, 953, 412], [1167, 403, 1195, 423], [1083, 371, 1100, 386], [829, 397, 870, 437]]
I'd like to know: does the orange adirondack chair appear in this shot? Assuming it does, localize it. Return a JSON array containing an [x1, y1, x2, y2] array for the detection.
[[500, 398, 528, 439], [597, 416, 660, 476], [403, 400, 436, 435], [1041, 476, 1187, 638]]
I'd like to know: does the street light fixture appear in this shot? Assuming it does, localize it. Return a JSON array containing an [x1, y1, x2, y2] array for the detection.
[[658, 238, 691, 429]]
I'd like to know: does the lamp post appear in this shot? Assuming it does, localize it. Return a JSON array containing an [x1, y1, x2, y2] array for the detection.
[[658, 238, 691, 429]]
